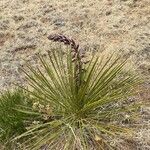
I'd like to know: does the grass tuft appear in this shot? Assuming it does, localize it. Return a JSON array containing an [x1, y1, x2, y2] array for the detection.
[[0, 89, 41, 149]]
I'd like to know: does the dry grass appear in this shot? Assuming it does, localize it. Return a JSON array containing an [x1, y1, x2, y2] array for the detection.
[[0, 0, 150, 149]]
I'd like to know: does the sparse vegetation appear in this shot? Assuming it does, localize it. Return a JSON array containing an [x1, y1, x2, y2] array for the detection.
[[0, 0, 150, 149]]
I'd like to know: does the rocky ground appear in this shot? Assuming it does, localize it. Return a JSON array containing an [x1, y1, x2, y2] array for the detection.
[[0, 0, 150, 149]]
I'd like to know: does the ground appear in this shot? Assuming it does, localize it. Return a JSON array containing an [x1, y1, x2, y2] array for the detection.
[[0, 0, 150, 149]]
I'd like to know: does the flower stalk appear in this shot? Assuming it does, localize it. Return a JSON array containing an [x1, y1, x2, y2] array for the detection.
[[48, 34, 85, 92]]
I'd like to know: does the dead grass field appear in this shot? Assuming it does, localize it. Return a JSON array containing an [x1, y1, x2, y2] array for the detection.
[[0, 0, 150, 149]]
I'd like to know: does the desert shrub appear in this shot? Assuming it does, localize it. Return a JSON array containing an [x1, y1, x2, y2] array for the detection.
[[0, 89, 41, 149], [13, 35, 142, 150]]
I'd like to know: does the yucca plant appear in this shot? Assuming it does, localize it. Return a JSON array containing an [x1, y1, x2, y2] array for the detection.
[[0, 89, 41, 149], [14, 34, 142, 150]]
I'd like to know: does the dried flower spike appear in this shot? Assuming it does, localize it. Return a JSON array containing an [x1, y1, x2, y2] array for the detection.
[[48, 34, 86, 90], [48, 34, 79, 52]]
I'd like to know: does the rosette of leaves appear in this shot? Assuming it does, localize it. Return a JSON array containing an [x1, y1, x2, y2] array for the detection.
[[14, 35, 142, 150]]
